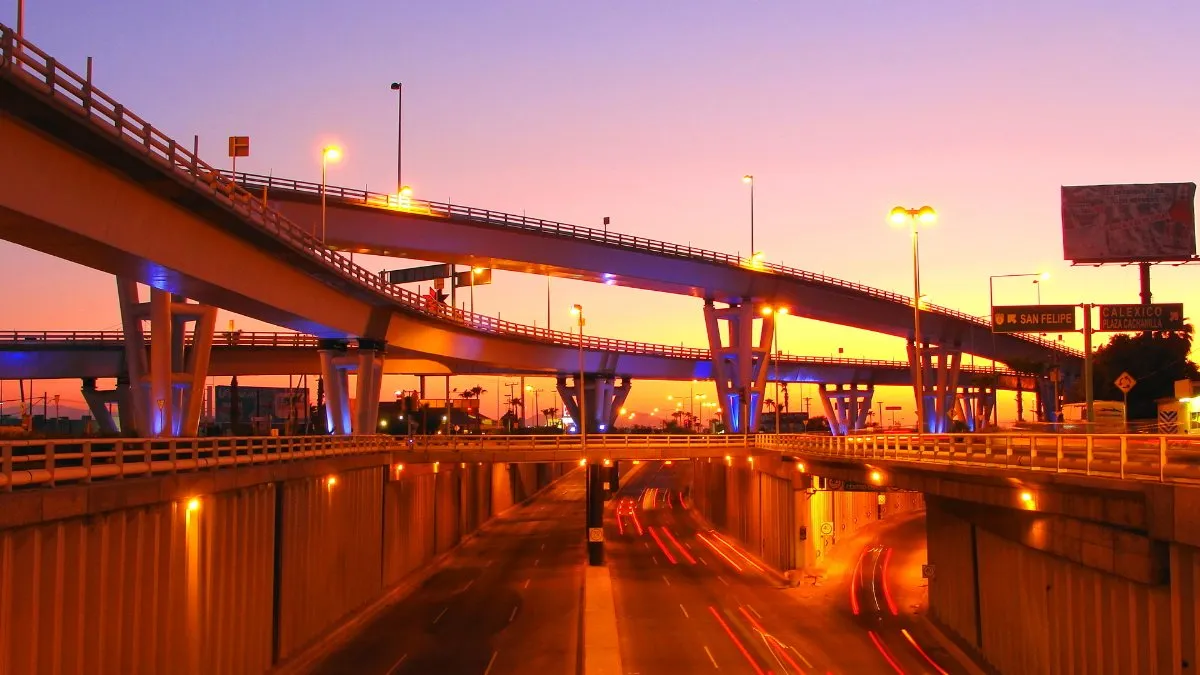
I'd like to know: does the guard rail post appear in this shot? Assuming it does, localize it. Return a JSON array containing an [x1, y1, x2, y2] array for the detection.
[[1031, 439, 1038, 471], [1, 443, 10, 492], [115, 440, 125, 480], [82, 441, 92, 483], [1086, 436, 1094, 476], [44, 442, 55, 488], [1056, 436, 1063, 472], [1120, 437, 1127, 480]]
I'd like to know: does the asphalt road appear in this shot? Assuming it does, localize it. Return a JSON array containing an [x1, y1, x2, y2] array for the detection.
[[608, 461, 972, 674], [309, 469, 586, 675]]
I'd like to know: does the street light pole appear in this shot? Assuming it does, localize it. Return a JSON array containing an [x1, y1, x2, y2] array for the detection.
[[320, 146, 340, 244], [742, 175, 755, 256], [389, 82, 402, 193], [987, 271, 1050, 427], [889, 206, 937, 433], [16, 0, 23, 38], [572, 304, 586, 443]]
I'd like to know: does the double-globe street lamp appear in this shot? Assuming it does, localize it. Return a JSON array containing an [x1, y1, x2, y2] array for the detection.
[[888, 205, 937, 433]]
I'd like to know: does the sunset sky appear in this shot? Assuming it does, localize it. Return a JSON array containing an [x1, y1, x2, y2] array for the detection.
[[4, 1, 1200, 425]]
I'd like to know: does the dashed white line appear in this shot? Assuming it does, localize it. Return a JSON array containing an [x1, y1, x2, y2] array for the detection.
[[644, 542, 651, 550], [508, 605, 519, 622], [461, 579, 475, 592], [699, 556, 709, 566], [432, 607, 448, 624], [662, 574, 672, 587], [679, 603, 690, 619], [534, 559, 540, 567], [523, 578, 531, 589], [703, 645, 719, 669], [384, 652, 408, 675], [483, 650, 499, 675], [652, 555, 660, 566], [485, 560, 494, 568], [746, 604, 762, 619], [790, 645, 814, 669], [717, 576, 729, 586], [541, 543, 545, 550], [685, 542, 694, 550]]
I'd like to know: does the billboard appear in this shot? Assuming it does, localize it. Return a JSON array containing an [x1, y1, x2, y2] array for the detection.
[[214, 385, 309, 425], [1061, 183, 1197, 263]]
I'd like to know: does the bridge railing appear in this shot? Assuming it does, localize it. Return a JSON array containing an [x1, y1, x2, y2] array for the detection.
[[224, 169, 1080, 360], [0, 433, 749, 490], [759, 432, 1200, 484], [0, 330, 322, 347]]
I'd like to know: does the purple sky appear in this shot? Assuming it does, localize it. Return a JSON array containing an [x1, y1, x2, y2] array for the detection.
[[5, 2, 1200, 424]]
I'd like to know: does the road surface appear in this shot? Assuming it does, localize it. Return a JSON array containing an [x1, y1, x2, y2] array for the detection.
[[309, 469, 586, 675]]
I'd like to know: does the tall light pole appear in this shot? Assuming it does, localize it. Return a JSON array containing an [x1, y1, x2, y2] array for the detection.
[[570, 304, 586, 443], [320, 146, 341, 243], [889, 206, 937, 433], [742, 175, 755, 259], [988, 271, 1049, 426], [389, 82, 402, 193], [667, 381, 702, 432], [526, 385, 543, 427], [470, 267, 483, 314], [16, 0, 23, 37], [761, 305, 789, 433]]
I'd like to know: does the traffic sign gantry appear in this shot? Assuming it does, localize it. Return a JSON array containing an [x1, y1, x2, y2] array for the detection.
[[1098, 303, 1185, 332], [991, 304, 1077, 333]]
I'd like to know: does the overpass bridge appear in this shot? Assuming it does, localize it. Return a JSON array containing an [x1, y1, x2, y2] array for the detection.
[[0, 26, 1066, 442]]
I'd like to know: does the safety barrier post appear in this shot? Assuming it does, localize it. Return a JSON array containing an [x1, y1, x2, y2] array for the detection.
[[1, 443, 10, 492], [81, 441, 92, 483], [1120, 437, 1127, 480], [44, 442, 55, 488], [1160, 436, 1167, 482], [1086, 436, 1093, 476], [1056, 436, 1063, 472]]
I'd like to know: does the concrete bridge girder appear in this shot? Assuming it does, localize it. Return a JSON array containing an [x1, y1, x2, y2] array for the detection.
[[817, 383, 874, 436], [907, 339, 963, 433], [318, 339, 386, 435]]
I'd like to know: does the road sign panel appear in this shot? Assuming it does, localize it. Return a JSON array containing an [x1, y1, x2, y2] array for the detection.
[[991, 305, 1077, 333], [1115, 372, 1137, 393], [386, 263, 452, 285], [820, 522, 834, 536], [1098, 303, 1185, 332], [922, 564, 936, 579], [227, 135, 250, 158], [885, 405, 902, 411], [588, 527, 604, 542]]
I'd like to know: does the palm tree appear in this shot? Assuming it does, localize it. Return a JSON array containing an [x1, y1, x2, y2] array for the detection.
[[542, 406, 559, 428], [1006, 358, 1048, 423]]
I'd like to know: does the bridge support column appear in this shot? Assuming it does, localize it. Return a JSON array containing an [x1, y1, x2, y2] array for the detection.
[[704, 300, 772, 434], [956, 386, 995, 432], [817, 384, 874, 435], [586, 462, 605, 565], [80, 378, 119, 434], [556, 375, 631, 433], [318, 340, 352, 435], [354, 339, 386, 435], [116, 279, 216, 437], [906, 339, 962, 433]]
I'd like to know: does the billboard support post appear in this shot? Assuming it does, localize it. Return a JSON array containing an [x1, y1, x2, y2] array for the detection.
[[1140, 263, 1152, 305], [1083, 303, 1094, 431]]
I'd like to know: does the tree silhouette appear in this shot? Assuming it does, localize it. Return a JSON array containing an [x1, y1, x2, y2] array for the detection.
[[1070, 327, 1198, 420]]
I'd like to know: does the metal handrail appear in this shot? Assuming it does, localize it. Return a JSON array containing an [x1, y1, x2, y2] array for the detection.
[[0, 433, 748, 490], [758, 432, 1200, 485], [228, 168, 1082, 360], [0, 330, 1031, 378]]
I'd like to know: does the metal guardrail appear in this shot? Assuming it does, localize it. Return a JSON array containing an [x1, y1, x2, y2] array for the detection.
[[760, 433, 1200, 484], [228, 168, 1082, 360], [0, 433, 747, 490]]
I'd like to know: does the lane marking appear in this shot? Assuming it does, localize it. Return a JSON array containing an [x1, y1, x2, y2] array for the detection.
[[662, 574, 672, 587], [708, 606, 765, 675], [534, 559, 540, 567], [509, 606, 518, 623], [461, 579, 475, 592], [644, 542, 651, 550], [746, 604, 762, 619], [699, 556, 709, 566], [717, 575, 730, 586], [703, 645, 719, 669], [685, 541, 694, 550], [486, 560, 494, 568], [790, 645, 814, 669], [541, 543, 545, 550], [483, 650, 499, 675], [652, 555, 660, 566], [523, 578, 531, 589], [384, 652, 408, 675], [738, 607, 805, 674], [432, 607, 448, 624], [679, 603, 690, 619]]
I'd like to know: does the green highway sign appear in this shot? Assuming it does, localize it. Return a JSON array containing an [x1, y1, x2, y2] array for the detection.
[[1098, 303, 1185, 332], [991, 305, 1077, 333]]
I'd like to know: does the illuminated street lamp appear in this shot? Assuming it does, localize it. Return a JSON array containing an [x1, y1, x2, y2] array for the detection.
[[320, 146, 341, 244], [570, 304, 586, 445], [761, 305, 789, 432], [889, 205, 937, 432], [988, 271, 1049, 426], [470, 267, 484, 314]]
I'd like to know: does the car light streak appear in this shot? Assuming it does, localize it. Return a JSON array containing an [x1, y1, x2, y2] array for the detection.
[[868, 631, 906, 674], [662, 526, 697, 564], [900, 629, 949, 675], [696, 531, 743, 572], [709, 606, 766, 675], [648, 526, 678, 565], [882, 548, 898, 615]]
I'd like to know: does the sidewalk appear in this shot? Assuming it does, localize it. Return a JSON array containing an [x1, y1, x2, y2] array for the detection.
[[582, 565, 623, 675]]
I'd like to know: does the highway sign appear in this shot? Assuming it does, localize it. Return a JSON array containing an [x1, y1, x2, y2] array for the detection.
[[1114, 372, 1137, 394], [1098, 303, 1185, 332], [819, 522, 834, 536], [588, 527, 604, 542], [386, 263, 453, 285], [885, 405, 902, 411], [454, 268, 493, 288], [227, 135, 250, 158], [991, 305, 1077, 333]]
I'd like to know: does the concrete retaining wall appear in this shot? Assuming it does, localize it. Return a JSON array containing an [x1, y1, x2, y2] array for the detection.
[[0, 459, 572, 674]]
